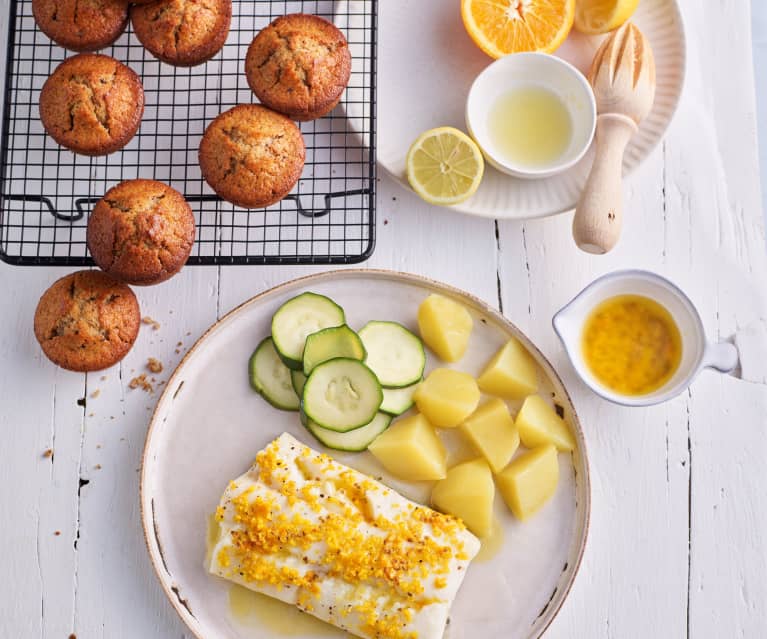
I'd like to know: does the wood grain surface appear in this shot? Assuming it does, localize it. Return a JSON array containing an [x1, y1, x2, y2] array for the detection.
[[0, 1, 765, 637]]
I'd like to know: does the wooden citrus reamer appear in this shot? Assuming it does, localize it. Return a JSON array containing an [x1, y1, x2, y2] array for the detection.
[[572, 23, 656, 254]]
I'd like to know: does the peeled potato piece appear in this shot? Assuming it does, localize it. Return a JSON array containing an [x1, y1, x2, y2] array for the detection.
[[496, 445, 559, 521], [459, 398, 520, 473], [414, 368, 480, 428], [432, 458, 494, 537], [477, 337, 539, 400], [368, 413, 447, 481], [516, 395, 576, 452], [418, 294, 473, 363]]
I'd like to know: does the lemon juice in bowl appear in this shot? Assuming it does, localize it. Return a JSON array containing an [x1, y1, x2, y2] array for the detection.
[[488, 86, 574, 168]]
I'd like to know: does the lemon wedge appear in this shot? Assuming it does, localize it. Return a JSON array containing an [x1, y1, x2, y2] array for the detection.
[[574, 0, 639, 35], [406, 127, 484, 206]]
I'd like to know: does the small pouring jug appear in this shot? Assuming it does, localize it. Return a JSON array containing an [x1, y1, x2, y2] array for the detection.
[[552, 270, 739, 407]]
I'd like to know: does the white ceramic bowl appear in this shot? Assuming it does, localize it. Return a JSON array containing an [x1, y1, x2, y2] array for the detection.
[[466, 52, 597, 180], [553, 270, 740, 407]]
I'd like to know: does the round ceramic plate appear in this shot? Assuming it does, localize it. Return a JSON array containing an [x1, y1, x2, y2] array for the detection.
[[141, 270, 591, 639], [338, 0, 686, 219]]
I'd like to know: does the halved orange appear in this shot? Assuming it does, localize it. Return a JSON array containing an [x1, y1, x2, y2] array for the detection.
[[461, 0, 575, 59]]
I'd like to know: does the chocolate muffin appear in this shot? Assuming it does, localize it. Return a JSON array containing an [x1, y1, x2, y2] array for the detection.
[[245, 14, 352, 121], [199, 104, 305, 209], [32, 0, 129, 53], [40, 54, 145, 156], [87, 179, 196, 285], [131, 0, 232, 67], [34, 270, 140, 372]]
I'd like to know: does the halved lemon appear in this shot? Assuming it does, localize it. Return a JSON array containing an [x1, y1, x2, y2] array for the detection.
[[461, 0, 575, 59], [574, 0, 639, 35], [406, 127, 484, 206]]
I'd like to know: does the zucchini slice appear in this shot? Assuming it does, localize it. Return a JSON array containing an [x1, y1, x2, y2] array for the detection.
[[248, 337, 300, 411], [271, 292, 345, 370], [358, 321, 426, 388], [303, 324, 366, 376], [380, 380, 421, 416], [303, 412, 392, 452], [302, 358, 383, 432], [290, 370, 307, 397]]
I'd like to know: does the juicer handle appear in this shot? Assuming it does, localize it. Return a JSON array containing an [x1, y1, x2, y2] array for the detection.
[[573, 113, 637, 255]]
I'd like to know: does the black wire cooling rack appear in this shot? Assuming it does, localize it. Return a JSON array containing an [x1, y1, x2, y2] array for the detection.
[[0, 0, 377, 266]]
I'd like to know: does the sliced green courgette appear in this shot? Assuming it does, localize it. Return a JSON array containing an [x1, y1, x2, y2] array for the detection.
[[302, 358, 383, 432], [358, 321, 426, 388], [291, 370, 307, 396], [303, 324, 366, 376], [271, 292, 345, 370], [380, 380, 421, 416], [248, 337, 300, 411], [303, 412, 392, 452]]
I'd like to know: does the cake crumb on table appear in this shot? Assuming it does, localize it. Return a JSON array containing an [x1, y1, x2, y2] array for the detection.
[[54, 531, 61, 536], [90, 389, 100, 399], [42, 449, 53, 459], [141, 316, 161, 330], [147, 357, 163, 374], [129, 373, 154, 393]]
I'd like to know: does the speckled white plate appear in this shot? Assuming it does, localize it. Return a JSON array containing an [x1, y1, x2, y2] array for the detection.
[[140, 270, 591, 639], [338, 0, 686, 219]]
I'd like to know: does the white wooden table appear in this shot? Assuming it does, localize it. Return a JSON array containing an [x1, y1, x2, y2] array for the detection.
[[2, 1, 766, 637]]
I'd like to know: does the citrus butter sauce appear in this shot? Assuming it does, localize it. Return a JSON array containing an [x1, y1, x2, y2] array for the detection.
[[228, 585, 346, 637], [581, 295, 682, 396]]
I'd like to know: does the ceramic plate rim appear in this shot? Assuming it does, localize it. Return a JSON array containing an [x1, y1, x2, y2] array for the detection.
[[338, 0, 687, 220], [140, 269, 592, 639]]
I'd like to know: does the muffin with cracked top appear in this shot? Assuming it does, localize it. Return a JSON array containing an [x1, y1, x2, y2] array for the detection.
[[87, 179, 196, 286], [34, 270, 140, 372], [131, 0, 232, 67], [245, 13, 352, 121], [199, 104, 306, 209], [39, 54, 145, 156], [32, 0, 129, 52]]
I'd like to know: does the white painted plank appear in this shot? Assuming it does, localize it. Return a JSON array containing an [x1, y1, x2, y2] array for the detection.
[[2, 0, 767, 637], [497, 142, 693, 639], [65, 268, 220, 639], [0, 266, 81, 639]]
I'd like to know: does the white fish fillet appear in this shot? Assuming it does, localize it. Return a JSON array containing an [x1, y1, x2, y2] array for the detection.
[[208, 433, 479, 639]]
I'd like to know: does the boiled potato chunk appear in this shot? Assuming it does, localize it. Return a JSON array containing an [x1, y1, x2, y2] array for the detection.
[[496, 445, 559, 521], [414, 368, 480, 428], [516, 395, 576, 452], [418, 294, 473, 363], [431, 458, 494, 537], [368, 413, 447, 481], [460, 398, 520, 472], [477, 337, 539, 399]]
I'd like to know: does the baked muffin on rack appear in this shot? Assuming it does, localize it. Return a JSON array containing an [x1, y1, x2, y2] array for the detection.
[[245, 13, 352, 121], [39, 54, 145, 156], [199, 104, 306, 209], [131, 0, 232, 67], [87, 179, 196, 286], [34, 270, 140, 372], [32, 0, 129, 52]]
